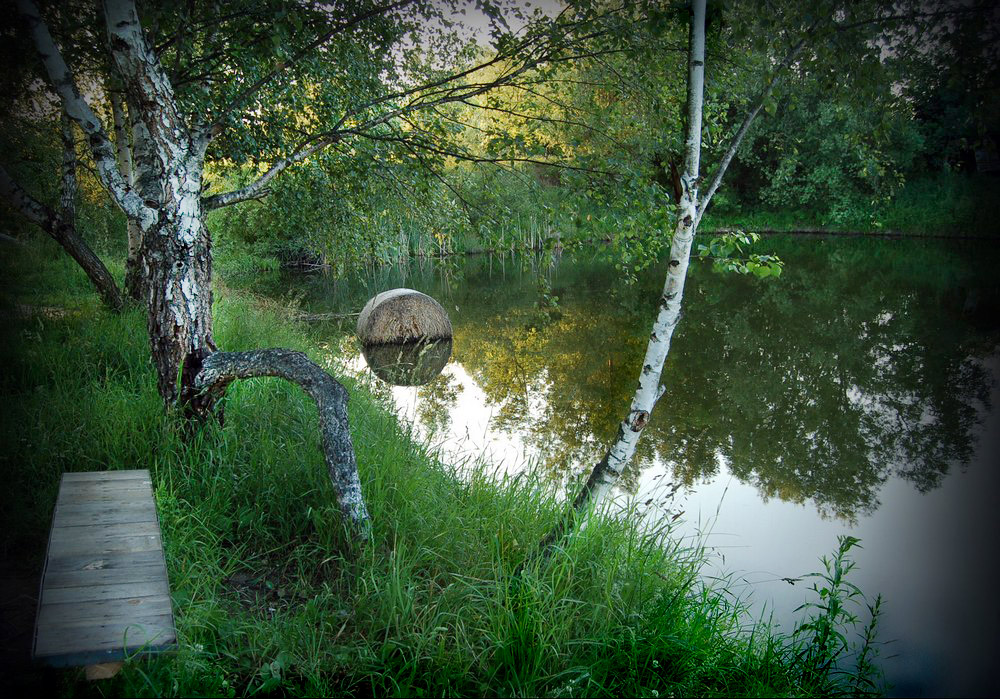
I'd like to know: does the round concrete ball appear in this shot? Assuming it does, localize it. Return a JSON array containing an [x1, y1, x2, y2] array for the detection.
[[356, 288, 453, 345]]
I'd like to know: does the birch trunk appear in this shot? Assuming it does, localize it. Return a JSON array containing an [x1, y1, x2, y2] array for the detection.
[[570, 0, 707, 514], [12, 0, 374, 542], [95, 0, 215, 408], [141, 148, 218, 408], [109, 90, 132, 185], [109, 88, 146, 302]]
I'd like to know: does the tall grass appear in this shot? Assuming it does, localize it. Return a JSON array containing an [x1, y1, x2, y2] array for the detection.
[[877, 173, 1000, 236], [2, 237, 884, 696], [701, 173, 1000, 236]]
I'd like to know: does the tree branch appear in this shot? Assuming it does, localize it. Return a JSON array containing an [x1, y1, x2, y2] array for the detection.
[[454, 99, 629, 150], [696, 36, 807, 224], [0, 164, 124, 311], [195, 349, 371, 543], [17, 0, 152, 226], [202, 133, 338, 210], [108, 87, 133, 186], [208, 0, 416, 136], [205, 6, 627, 211], [344, 128, 618, 176]]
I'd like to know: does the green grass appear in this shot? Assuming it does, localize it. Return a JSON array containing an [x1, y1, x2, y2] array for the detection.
[[1, 236, 884, 696], [876, 173, 1000, 235]]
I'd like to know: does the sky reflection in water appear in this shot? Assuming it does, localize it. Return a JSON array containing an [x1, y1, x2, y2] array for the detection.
[[264, 236, 1000, 697]]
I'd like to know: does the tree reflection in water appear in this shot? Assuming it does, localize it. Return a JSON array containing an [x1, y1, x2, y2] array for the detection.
[[274, 237, 1000, 523]]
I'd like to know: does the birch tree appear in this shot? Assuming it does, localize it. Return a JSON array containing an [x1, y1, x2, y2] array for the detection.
[[5, 0, 635, 542], [557, 0, 708, 519], [556, 0, 990, 526]]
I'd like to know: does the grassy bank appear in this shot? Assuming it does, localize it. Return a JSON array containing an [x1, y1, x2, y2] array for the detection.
[[701, 173, 1000, 237], [1, 237, 883, 696]]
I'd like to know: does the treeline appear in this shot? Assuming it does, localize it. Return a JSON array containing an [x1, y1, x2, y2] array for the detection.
[[3, 1, 998, 277], [209, 2, 999, 271]]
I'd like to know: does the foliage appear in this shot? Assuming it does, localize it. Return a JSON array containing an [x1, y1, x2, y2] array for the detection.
[[697, 230, 784, 278], [876, 173, 1000, 235], [699, 171, 1000, 235], [0, 112, 125, 255], [5, 0, 996, 278], [724, 85, 924, 227], [888, 1, 1000, 174]]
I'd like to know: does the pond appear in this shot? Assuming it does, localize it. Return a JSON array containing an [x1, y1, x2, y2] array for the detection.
[[254, 235, 1000, 697]]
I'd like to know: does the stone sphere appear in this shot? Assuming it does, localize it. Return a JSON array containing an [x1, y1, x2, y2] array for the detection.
[[356, 288, 452, 345]]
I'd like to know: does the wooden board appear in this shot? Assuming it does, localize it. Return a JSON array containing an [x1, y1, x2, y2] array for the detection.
[[33, 470, 176, 667]]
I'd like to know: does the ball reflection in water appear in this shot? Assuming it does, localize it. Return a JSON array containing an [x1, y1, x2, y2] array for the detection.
[[361, 338, 452, 386]]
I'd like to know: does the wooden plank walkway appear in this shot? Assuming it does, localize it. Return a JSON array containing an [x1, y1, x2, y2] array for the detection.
[[33, 470, 176, 667]]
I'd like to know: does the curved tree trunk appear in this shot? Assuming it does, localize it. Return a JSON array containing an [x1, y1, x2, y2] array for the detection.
[[195, 349, 372, 542], [15, 0, 373, 543]]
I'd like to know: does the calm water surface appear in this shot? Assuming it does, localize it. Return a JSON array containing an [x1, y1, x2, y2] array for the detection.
[[258, 236, 1000, 697]]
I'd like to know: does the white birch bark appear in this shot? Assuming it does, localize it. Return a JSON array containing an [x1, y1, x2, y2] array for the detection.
[[103, 0, 190, 160], [109, 90, 133, 186], [15, 0, 152, 228], [58, 113, 77, 227], [104, 0, 373, 541], [571, 0, 707, 513]]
